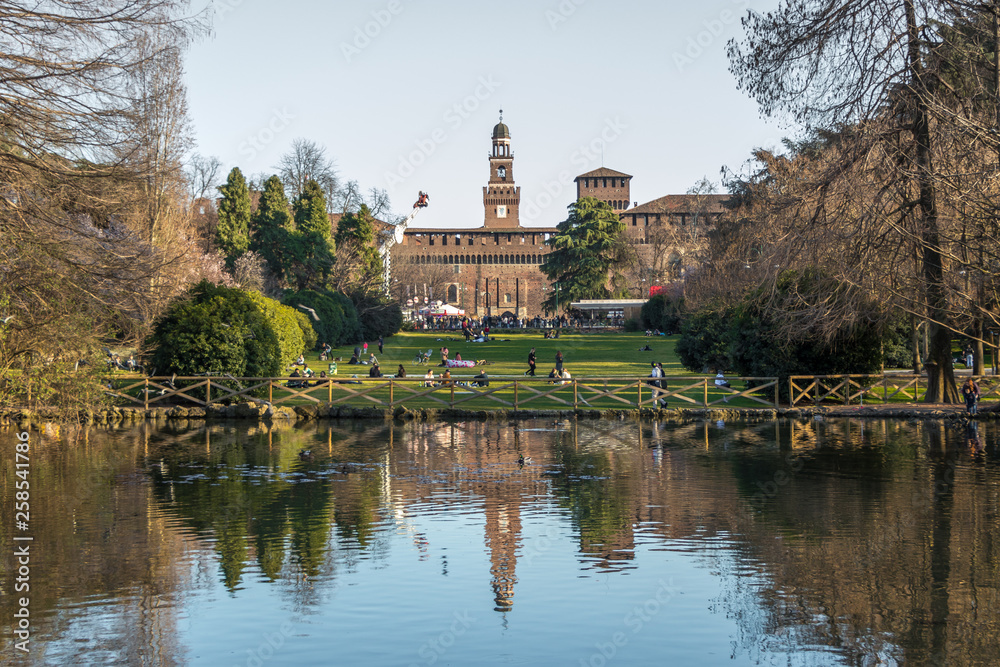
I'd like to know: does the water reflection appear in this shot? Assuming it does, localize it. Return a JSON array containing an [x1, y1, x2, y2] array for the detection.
[[2, 418, 1000, 665]]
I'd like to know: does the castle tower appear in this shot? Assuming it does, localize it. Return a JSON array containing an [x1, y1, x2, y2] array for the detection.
[[483, 111, 521, 228], [574, 168, 632, 212]]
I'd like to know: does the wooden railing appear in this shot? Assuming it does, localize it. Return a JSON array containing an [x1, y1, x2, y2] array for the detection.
[[105, 375, 781, 411], [788, 374, 1000, 407]]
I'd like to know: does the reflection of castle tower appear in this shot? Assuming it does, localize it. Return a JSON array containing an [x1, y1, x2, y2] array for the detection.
[[484, 495, 522, 611]]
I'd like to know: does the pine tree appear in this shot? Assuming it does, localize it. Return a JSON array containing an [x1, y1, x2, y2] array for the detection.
[[540, 197, 632, 312], [216, 167, 252, 267], [250, 175, 293, 280], [336, 203, 383, 290], [287, 179, 335, 290]]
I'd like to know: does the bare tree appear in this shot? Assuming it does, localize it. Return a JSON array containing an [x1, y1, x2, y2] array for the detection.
[[726, 0, 982, 402], [0, 0, 203, 407], [186, 153, 223, 203], [277, 138, 339, 207]]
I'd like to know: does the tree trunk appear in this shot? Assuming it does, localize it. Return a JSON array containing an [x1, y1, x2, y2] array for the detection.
[[906, 0, 958, 403]]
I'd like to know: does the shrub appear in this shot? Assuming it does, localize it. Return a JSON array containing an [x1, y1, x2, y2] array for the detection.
[[246, 291, 308, 369], [640, 293, 685, 333], [146, 281, 281, 379], [675, 305, 733, 373], [283, 289, 363, 347]]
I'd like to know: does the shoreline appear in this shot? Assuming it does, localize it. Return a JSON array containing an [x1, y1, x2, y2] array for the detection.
[[1, 402, 996, 428]]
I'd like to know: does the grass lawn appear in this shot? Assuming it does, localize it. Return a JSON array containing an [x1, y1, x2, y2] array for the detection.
[[275, 330, 763, 410], [316, 330, 688, 380]]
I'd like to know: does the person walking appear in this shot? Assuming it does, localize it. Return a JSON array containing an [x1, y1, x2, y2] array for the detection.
[[555, 350, 563, 374], [526, 348, 537, 376], [378, 335, 384, 354], [964, 344, 974, 369], [649, 361, 665, 408], [962, 377, 981, 416]]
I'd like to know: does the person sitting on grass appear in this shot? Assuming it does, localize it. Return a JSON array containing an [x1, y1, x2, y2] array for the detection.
[[441, 369, 453, 385], [473, 370, 489, 387], [424, 369, 436, 387], [397, 364, 407, 378], [313, 371, 329, 386], [548, 367, 559, 383], [295, 354, 306, 366], [369, 362, 382, 378], [288, 368, 305, 388]]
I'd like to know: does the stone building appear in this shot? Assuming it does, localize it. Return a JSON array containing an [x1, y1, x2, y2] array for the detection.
[[391, 115, 731, 317], [392, 116, 559, 318]]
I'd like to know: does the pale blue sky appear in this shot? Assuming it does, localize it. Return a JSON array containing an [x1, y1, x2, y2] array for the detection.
[[185, 0, 783, 228]]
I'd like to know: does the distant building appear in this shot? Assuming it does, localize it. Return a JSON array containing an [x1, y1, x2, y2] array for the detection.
[[391, 114, 731, 317]]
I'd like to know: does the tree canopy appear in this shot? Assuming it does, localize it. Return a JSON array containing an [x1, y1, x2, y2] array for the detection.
[[540, 197, 632, 312]]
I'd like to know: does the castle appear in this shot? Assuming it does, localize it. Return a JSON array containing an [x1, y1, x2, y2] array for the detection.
[[391, 115, 728, 318]]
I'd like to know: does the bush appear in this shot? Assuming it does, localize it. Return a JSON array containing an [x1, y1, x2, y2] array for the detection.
[[246, 291, 308, 369], [349, 291, 403, 341], [146, 281, 281, 379], [675, 305, 733, 373], [640, 293, 685, 333], [283, 289, 363, 347]]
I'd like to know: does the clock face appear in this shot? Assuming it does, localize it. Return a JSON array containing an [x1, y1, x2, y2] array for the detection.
[[497, 205, 507, 218], [497, 166, 506, 179]]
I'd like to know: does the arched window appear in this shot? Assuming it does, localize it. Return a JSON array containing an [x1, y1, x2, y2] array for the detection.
[[448, 285, 458, 303]]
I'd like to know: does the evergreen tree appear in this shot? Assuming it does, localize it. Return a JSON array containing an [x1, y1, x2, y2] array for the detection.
[[216, 167, 252, 267], [335, 203, 383, 290], [287, 179, 335, 290], [540, 197, 632, 312], [250, 175, 293, 280]]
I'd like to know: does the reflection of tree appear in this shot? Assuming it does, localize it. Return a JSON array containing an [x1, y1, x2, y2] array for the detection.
[[549, 440, 637, 568]]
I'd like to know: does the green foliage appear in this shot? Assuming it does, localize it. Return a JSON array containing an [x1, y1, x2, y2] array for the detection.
[[640, 293, 685, 333], [288, 180, 335, 290], [541, 197, 630, 312], [336, 204, 384, 288], [293, 310, 319, 351], [351, 292, 403, 341], [676, 305, 734, 373], [282, 289, 363, 348], [216, 168, 252, 267], [677, 269, 893, 398], [146, 281, 281, 378], [245, 291, 309, 369], [294, 180, 331, 236], [250, 175, 293, 280]]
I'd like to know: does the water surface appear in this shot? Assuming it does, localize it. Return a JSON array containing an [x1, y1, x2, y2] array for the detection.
[[2, 418, 999, 665]]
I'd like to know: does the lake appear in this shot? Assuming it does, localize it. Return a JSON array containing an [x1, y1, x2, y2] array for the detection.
[[2, 417, 999, 666]]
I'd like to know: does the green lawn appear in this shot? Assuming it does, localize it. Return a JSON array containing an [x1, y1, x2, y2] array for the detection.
[[317, 330, 687, 380]]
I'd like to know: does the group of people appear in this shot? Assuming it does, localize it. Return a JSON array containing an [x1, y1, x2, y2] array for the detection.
[[347, 337, 385, 365], [524, 348, 564, 377]]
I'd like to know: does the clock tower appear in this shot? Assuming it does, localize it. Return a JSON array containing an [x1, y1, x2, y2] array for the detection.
[[483, 111, 521, 228]]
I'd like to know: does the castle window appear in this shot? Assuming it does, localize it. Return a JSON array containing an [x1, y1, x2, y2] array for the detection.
[[429, 236, 435, 246], [453, 265, 461, 274], [448, 285, 458, 303], [504, 293, 512, 304]]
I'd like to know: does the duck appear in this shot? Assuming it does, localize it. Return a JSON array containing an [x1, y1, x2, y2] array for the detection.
[[298, 449, 313, 461], [517, 454, 532, 465]]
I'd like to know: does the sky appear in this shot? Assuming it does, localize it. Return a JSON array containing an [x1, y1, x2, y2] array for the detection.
[[184, 0, 785, 229]]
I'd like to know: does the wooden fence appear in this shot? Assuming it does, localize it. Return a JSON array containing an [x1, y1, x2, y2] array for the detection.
[[105, 375, 780, 411], [788, 374, 1000, 407]]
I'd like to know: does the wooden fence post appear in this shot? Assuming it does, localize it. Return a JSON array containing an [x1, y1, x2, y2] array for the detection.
[[269, 382, 273, 404], [389, 380, 394, 407], [144, 378, 149, 410], [206, 378, 211, 405], [703, 379, 708, 407], [514, 380, 519, 411]]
